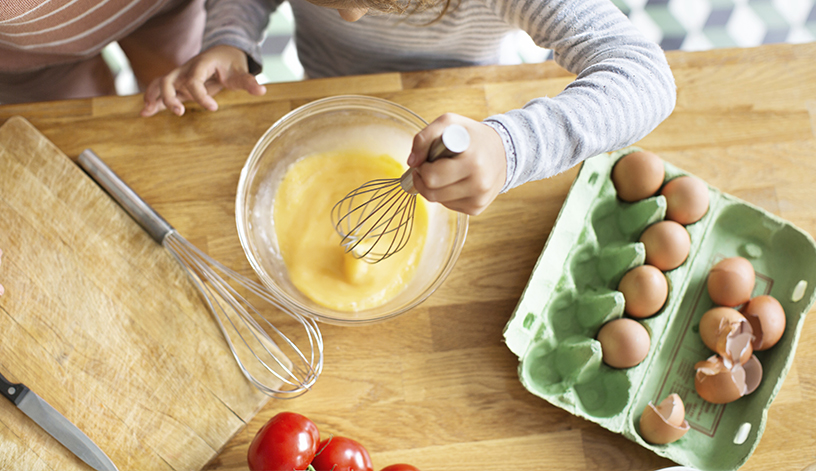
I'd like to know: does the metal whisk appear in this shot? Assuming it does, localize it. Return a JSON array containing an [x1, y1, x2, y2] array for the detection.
[[331, 124, 470, 263], [78, 150, 322, 399]]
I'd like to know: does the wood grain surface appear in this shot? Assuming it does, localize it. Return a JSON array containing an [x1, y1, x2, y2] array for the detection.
[[0, 117, 270, 471], [0, 42, 815, 471]]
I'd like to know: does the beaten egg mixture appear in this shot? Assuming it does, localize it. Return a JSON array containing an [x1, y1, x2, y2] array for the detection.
[[273, 150, 428, 312]]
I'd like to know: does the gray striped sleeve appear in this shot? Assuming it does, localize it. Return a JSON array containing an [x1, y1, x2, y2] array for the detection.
[[485, 0, 676, 191], [203, 0, 282, 73], [201, 0, 676, 193]]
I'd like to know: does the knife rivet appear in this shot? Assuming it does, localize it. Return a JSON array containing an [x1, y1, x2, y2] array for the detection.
[[7, 387, 14, 395]]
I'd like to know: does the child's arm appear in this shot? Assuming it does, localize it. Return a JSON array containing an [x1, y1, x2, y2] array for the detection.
[[408, 114, 507, 216], [486, 0, 677, 193], [412, 0, 676, 214]]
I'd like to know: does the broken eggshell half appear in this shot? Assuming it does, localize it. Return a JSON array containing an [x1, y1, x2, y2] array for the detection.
[[639, 393, 690, 445], [694, 354, 763, 404], [741, 295, 786, 351], [698, 307, 754, 367]]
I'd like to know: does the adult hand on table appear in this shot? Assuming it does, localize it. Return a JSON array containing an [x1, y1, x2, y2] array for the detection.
[[141, 45, 266, 117], [408, 113, 508, 216]]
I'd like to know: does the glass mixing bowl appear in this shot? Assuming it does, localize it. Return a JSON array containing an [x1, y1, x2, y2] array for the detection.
[[235, 95, 469, 325]]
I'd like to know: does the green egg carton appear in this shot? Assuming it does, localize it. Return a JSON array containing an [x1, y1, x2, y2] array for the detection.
[[503, 147, 816, 471]]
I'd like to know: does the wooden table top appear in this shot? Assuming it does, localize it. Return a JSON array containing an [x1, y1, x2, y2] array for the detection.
[[1, 41, 815, 471]]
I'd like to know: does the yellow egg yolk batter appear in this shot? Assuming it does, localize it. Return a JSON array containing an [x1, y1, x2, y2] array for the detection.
[[273, 150, 428, 312]]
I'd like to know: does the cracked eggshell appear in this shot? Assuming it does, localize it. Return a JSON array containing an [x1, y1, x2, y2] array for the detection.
[[707, 257, 756, 307], [698, 307, 753, 366], [741, 295, 786, 351], [639, 393, 690, 445], [694, 354, 763, 404]]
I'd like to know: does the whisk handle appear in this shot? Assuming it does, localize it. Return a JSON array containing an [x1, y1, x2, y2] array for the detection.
[[427, 124, 471, 162], [401, 124, 471, 193], [78, 149, 174, 244]]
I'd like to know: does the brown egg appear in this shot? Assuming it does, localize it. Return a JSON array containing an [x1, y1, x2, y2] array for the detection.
[[597, 318, 651, 368], [698, 307, 753, 366], [639, 220, 691, 271], [694, 354, 763, 404], [612, 151, 665, 202], [661, 175, 710, 225], [707, 257, 756, 307], [742, 295, 786, 350], [618, 265, 669, 318], [639, 393, 690, 444]]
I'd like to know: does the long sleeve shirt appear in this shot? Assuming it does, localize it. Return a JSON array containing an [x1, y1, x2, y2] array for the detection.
[[203, 0, 676, 191]]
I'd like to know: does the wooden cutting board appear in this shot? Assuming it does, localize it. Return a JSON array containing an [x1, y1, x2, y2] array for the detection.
[[0, 116, 270, 471]]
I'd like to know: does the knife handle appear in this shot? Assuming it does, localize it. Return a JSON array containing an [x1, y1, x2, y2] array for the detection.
[[78, 149, 175, 244], [0, 371, 29, 406]]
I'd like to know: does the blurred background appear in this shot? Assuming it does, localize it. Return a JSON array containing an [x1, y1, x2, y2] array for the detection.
[[104, 0, 816, 94]]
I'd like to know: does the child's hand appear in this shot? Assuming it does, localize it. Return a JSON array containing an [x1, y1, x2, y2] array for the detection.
[[408, 114, 507, 216], [140, 45, 267, 117]]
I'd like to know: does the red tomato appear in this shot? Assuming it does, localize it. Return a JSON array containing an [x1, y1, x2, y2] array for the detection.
[[311, 436, 373, 471], [380, 465, 420, 471], [247, 412, 320, 471]]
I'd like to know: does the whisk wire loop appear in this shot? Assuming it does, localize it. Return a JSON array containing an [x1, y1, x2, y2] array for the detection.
[[333, 177, 416, 262], [164, 233, 323, 398], [331, 124, 470, 264]]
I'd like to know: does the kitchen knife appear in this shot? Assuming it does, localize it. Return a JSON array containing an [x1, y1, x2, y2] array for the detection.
[[0, 371, 119, 471]]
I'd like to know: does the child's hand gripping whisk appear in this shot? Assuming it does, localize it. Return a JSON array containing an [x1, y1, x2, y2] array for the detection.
[[331, 124, 471, 263]]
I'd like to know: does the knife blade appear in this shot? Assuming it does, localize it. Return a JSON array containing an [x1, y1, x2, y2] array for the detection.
[[0, 371, 119, 471]]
